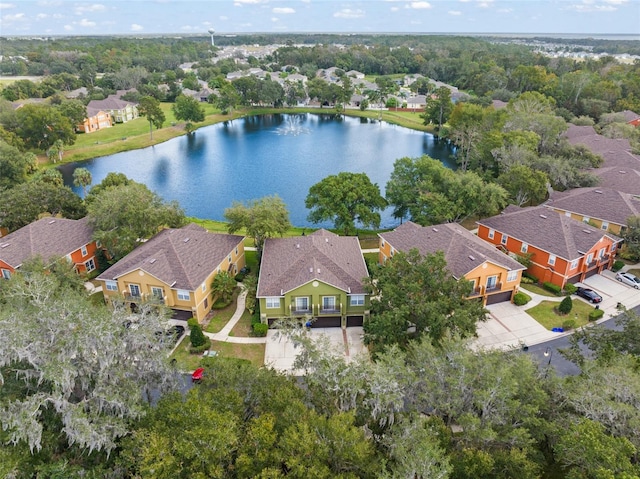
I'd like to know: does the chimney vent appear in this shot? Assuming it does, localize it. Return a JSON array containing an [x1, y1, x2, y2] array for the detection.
[[539, 214, 547, 219]]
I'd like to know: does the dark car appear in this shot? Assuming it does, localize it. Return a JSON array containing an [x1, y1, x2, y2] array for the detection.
[[575, 287, 602, 303]]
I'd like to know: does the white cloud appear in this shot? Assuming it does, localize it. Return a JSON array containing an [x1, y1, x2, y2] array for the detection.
[[53, 13, 62, 18], [131, 23, 143, 31], [273, 7, 295, 14], [390, 6, 399, 11], [271, 16, 279, 21], [64, 24, 73, 30], [448, 10, 462, 15], [219, 15, 229, 20], [0, 3, 16, 8], [36, 13, 48, 18], [477, 0, 494, 8], [409, 1, 431, 8], [234, 0, 267, 5], [74, 3, 106, 15], [603, 0, 628, 4], [3, 12, 25, 22], [497, 7, 513, 13], [410, 20, 422, 24], [333, 8, 365, 18], [78, 18, 96, 27], [565, 2, 617, 12]]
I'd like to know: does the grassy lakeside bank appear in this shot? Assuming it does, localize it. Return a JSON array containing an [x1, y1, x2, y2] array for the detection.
[[41, 105, 435, 166]]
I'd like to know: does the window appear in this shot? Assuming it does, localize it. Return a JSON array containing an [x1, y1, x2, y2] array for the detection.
[[106, 280, 118, 291], [151, 287, 164, 299], [488, 228, 495, 239], [381, 239, 385, 248], [96, 240, 102, 248], [228, 254, 232, 263], [601, 222, 609, 231], [507, 271, 518, 282], [570, 259, 579, 270], [583, 217, 590, 223], [586, 253, 594, 265], [81, 245, 88, 257], [177, 289, 190, 301], [486, 276, 498, 290], [599, 248, 606, 258], [266, 297, 281, 309], [322, 296, 336, 311], [129, 284, 141, 298], [201, 283, 206, 292], [565, 211, 571, 217], [501, 234, 508, 245], [548, 255, 556, 266], [1, 268, 11, 280], [469, 279, 476, 291], [350, 295, 365, 306], [521, 243, 528, 253], [612, 243, 617, 251], [235, 247, 238, 255], [84, 258, 96, 272], [295, 297, 309, 311], [204, 298, 209, 309]]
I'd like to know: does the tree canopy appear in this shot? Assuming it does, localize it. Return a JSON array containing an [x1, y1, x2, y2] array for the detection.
[[305, 172, 387, 235], [138, 95, 165, 140], [172, 94, 205, 133]]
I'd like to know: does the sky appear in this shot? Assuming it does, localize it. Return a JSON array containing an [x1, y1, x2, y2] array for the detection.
[[1, 0, 639, 37]]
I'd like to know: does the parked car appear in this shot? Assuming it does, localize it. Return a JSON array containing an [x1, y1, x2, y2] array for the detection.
[[192, 367, 204, 383], [575, 287, 603, 303], [616, 272, 640, 289]]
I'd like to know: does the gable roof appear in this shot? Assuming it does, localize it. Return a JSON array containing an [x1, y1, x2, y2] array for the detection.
[[592, 167, 640, 196], [477, 206, 620, 261], [97, 224, 244, 291], [563, 123, 597, 140], [87, 95, 137, 112], [620, 110, 640, 123], [257, 229, 368, 297], [546, 187, 640, 226], [379, 221, 524, 279], [0, 217, 94, 269]]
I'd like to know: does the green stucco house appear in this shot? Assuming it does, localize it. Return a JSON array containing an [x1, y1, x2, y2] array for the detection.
[[257, 229, 370, 328]]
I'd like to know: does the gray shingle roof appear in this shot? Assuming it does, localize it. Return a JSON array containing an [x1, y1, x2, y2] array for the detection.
[[563, 124, 597, 140], [97, 224, 244, 291], [87, 95, 137, 111], [0, 217, 94, 268], [593, 167, 640, 196], [477, 206, 620, 261], [546, 187, 640, 226], [379, 221, 524, 279], [257, 229, 368, 297]]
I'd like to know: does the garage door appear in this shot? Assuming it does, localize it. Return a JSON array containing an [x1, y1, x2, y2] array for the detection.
[[567, 274, 581, 284], [584, 268, 599, 279], [346, 316, 364, 327], [485, 290, 513, 305], [312, 317, 341, 328]]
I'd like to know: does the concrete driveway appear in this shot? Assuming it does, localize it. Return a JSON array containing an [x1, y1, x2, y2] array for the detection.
[[578, 272, 630, 299], [264, 327, 365, 373]]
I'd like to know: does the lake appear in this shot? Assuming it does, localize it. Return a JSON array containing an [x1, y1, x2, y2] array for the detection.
[[60, 113, 456, 229]]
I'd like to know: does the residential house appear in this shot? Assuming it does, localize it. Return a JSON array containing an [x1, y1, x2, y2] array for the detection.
[[593, 167, 640, 196], [477, 206, 621, 288], [345, 70, 365, 79], [257, 230, 370, 328], [87, 95, 139, 123], [379, 222, 525, 305], [97, 224, 245, 322], [406, 95, 427, 111], [620, 109, 640, 127], [0, 217, 99, 280], [77, 106, 112, 133], [545, 187, 640, 235]]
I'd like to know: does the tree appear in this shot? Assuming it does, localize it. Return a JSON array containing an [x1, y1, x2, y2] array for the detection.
[[46, 139, 65, 163], [558, 295, 573, 315], [138, 96, 165, 140], [422, 86, 452, 131], [84, 172, 133, 204], [306, 172, 387, 235], [214, 82, 241, 115], [13, 104, 75, 152], [447, 102, 487, 171], [497, 165, 549, 206], [224, 195, 291, 253], [211, 271, 236, 304], [0, 142, 36, 190], [172, 94, 205, 133], [364, 249, 487, 350], [0, 268, 177, 454], [87, 182, 185, 260], [621, 216, 640, 261], [72, 167, 92, 198], [0, 181, 86, 232], [56, 99, 87, 127]]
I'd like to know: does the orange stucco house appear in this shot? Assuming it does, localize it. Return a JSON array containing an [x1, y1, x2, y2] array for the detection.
[[379, 221, 525, 305], [77, 107, 113, 133], [0, 217, 99, 279], [477, 206, 621, 289], [97, 224, 245, 322]]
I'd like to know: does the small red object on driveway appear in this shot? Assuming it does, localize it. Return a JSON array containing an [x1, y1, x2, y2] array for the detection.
[[192, 367, 204, 382]]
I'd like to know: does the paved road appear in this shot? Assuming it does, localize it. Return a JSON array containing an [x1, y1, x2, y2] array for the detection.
[[526, 303, 638, 377]]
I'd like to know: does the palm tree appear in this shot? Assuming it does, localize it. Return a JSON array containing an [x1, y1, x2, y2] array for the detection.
[[211, 271, 237, 304], [73, 167, 92, 198]]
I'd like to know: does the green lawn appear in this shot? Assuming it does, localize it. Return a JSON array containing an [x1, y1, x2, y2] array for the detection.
[[203, 289, 240, 333], [520, 283, 561, 298], [526, 299, 597, 330], [168, 336, 265, 370], [230, 310, 254, 337], [627, 268, 640, 277]]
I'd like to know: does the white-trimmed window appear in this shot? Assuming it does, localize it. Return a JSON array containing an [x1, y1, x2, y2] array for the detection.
[[228, 254, 232, 263], [235, 247, 238, 255], [599, 248, 606, 258], [565, 211, 571, 217], [507, 270, 518, 282], [501, 234, 508, 245], [151, 287, 164, 299], [521, 243, 528, 253], [201, 282, 206, 292], [350, 295, 365, 306], [486, 276, 498, 290], [586, 253, 594, 265], [81, 245, 88, 257], [2, 268, 11, 280], [583, 216, 590, 223], [129, 284, 141, 297], [177, 289, 190, 301], [266, 297, 281, 309], [322, 296, 336, 311], [105, 280, 118, 291], [612, 243, 617, 251], [488, 228, 495, 239], [469, 279, 476, 292], [601, 222, 609, 230], [84, 258, 95, 272], [548, 255, 556, 266], [570, 259, 579, 270], [96, 240, 102, 248], [381, 239, 385, 248], [295, 296, 309, 311]]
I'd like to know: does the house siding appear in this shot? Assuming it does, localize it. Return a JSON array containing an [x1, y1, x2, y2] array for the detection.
[[549, 208, 624, 235], [69, 241, 99, 274]]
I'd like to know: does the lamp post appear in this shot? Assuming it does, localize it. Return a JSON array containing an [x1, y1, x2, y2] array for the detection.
[[543, 347, 553, 378]]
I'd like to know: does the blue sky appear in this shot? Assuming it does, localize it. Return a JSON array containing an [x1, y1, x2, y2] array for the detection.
[[1, 0, 638, 36]]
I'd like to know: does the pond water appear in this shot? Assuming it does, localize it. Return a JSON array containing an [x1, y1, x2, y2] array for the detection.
[[60, 113, 456, 229]]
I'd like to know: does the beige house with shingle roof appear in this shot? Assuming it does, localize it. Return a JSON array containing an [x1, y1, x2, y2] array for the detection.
[[97, 224, 245, 322], [0, 217, 99, 279], [379, 222, 525, 305], [545, 187, 640, 235], [257, 229, 369, 328]]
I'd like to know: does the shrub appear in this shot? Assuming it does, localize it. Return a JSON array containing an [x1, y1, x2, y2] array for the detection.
[[589, 308, 604, 321], [523, 272, 539, 283], [252, 323, 268, 337], [563, 283, 577, 295], [513, 292, 531, 306], [612, 260, 625, 272], [520, 276, 534, 284], [187, 317, 198, 329], [562, 319, 577, 330], [189, 337, 211, 354], [543, 282, 562, 295], [189, 323, 207, 348], [558, 296, 573, 314]]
